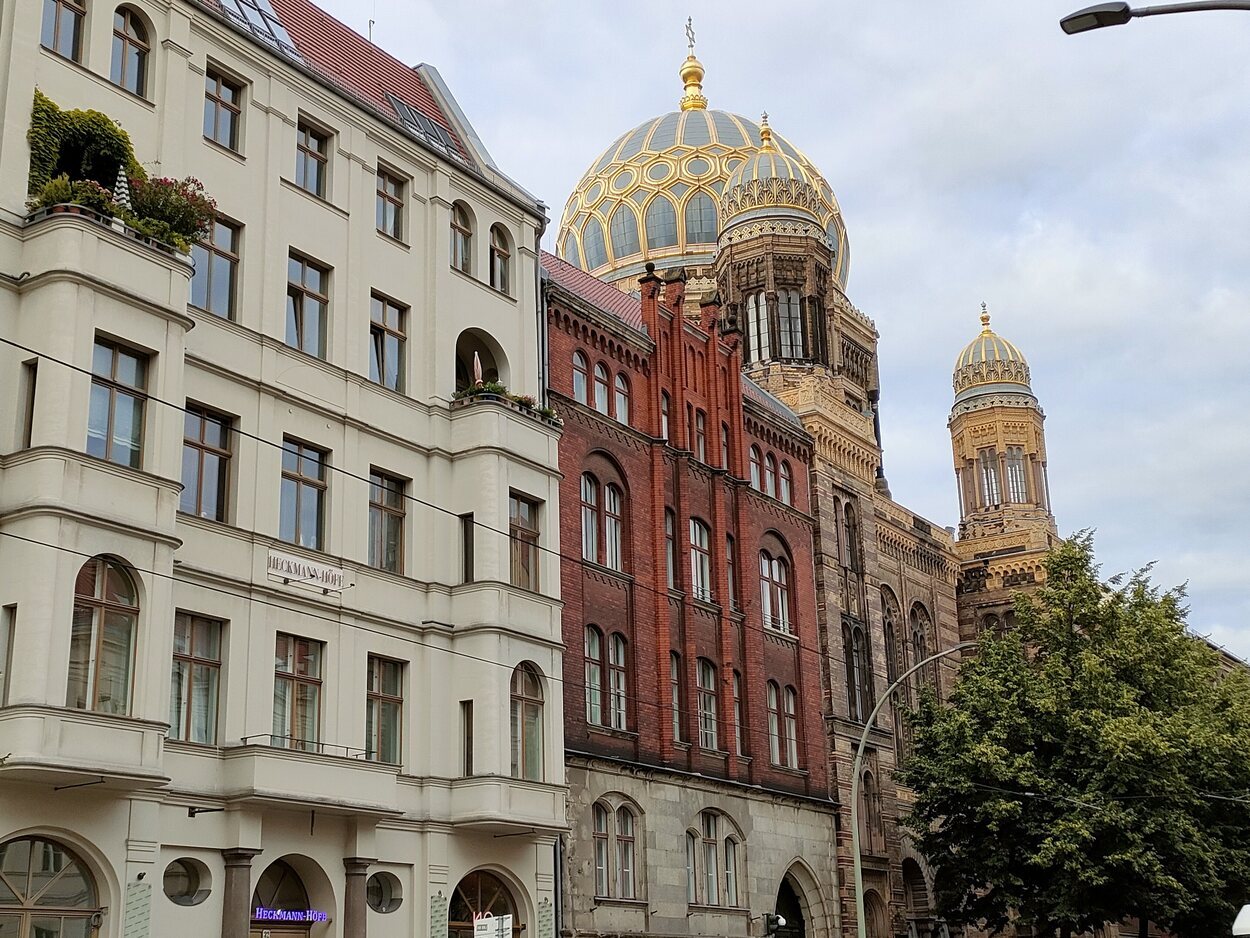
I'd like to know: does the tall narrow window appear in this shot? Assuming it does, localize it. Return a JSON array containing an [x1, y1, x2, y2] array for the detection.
[[376, 168, 404, 240], [451, 203, 473, 274], [286, 253, 329, 358], [784, 686, 800, 768], [747, 293, 771, 362], [280, 439, 327, 550], [88, 338, 147, 469], [580, 473, 599, 563], [749, 446, 763, 490], [592, 804, 609, 896], [978, 447, 1002, 506], [767, 681, 782, 765], [369, 294, 406, 391], [843, 502, 863, 573], [694, 411, 707, 462], [68, 558, 138, 715], [764, 453, 778, 497], [110, 8, 149, 96], [701, 811, 720, 905], [584, 626, 603, 726], [779, 461, 793, 505], [509, 494, 540, 590], [572, 351, 589, 404], [614, 373, 630, 425], [777, 289, 804, 359], [204, 68, 243, 151], [0, 606, 15, 706], [510, 663, 543, 780], [670, 651, 682, 742], [732, 671, 744, 755], [365, 656, 403, 763], [721, 423, 730, 469], [489, 225, 511, 293], [593, 363, 610, 414], [1006, 445, 1028, 502], [760, 552, 791, 633], [724, 838, 739, 906], [685, 831, 698, 903], [664, 510, 677, 589], [368, 470, 405, 573], [660, 392, 671, 440], [20, 360, 37, 449], [460, 513, 475, 584], [645, 194, 678, 249], [845, 623, 873, 722], [273, 633, 323, 751], [42, 0, 85, 61], [697, 658, 718, 750], [604, 484, 624, 572], [295, 121, 329, 197], [725, 535, 737, 610], [910, 603, 934, 693], [608, 633, 628, 730], [616, 808, 636, 898], [689, 520, 711, 601], [460, 699, 474, 775], [181, 406, 231, 521], [191, 218, 240, 319]]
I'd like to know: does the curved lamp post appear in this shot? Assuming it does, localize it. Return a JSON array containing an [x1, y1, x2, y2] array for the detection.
[[849, 641, 977, 938], [1061, 1, 1250, 34]]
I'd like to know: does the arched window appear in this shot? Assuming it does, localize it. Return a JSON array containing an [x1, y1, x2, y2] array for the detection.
[[684, 192, 718, 243], [111, 7, 150, 96], [903, 858, 932, 925], [843, 502, 862, 573], [451, 203, 473, 274], [593, 363, 610, 414], [881, 587, 902, 686], [693, 410, 707, 462], [664, 509, 677, 588], [978, 447, 1002, 506], [724, 836, 740, 906], [689, 519, 711, 601], [69, 556, 138, 714], [746, 293, 771, 362], [860, 770, 883, 854], [767, 680, 782, 764], [783, 686, 800, 768], [749, 446, 763, 490], [696, 658, 718, 750], [608, 633, 628, 729], [449, 870, 520, 938], [1006, 445, 1028, 502], [660, 392, 670, 440], [777, 288, 804, 358], [583, 216, 608, 270], [252, 859, 311, 924], [645, 194, 678, 249], [983, 613, 1001, 634], [700, 811, 720, 905], [580, 473, 599, 562], [0, 836, 100, 933], [844, 623, 872, 722], [489, 225, 511, 293], [614, 373, 630, 425], [764, 453, 778, 497], [572, 351, 589, 404], [42, 0, 86, 62], [609, 204, 641, 259], [616, 807, 637, 898], [779, 461, 793, 505], [910, 603, 933, 691], [685, 830, 699, 903], [593, 803, 610, 895], [759, 551, 791, 633], [670, 650, 683, 741], [604, 484, 624, 572], [510, 663, 543, 780], [584, 625, 603, 725]]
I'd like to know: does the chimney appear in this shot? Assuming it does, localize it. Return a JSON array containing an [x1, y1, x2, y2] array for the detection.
[[638, 262, 663, 336], [663, 267, 687, 313]]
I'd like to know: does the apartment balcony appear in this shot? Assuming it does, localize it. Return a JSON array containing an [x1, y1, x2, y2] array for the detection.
[[0, 705, 169, 789], [401, 774, 567, 835]]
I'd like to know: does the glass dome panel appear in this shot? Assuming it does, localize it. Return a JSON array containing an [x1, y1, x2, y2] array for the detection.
[[561, 232, 583, 269], [650, 112, 680, 150], [684, 192, 718, 244], [609, 204, 641, 259], [618, 121, 653, 161], [712, 111, 746, 147], [583, 217, 608, 270], [645, 195, 678, 249], [681, 110, 711, 146]]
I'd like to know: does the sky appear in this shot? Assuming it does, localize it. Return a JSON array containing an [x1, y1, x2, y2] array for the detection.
[[319, 0, 1250, 657]]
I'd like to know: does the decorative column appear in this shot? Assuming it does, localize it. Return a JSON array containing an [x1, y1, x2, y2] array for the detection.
[[220, 848, 262, 938], [343, 857, 375, 938]]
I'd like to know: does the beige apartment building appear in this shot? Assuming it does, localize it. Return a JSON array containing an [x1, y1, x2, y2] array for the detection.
[[0, 1, 565, 937]]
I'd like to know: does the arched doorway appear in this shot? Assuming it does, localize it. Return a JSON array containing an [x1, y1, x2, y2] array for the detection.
[[0, 835, 103, 935], [903, 859, 933, 936], [455, 328, 509, 393], [250, 859, 324, 937], [864, 889, 890, 938], [448, 870, 521, 938], [774, 874, 805, 938]]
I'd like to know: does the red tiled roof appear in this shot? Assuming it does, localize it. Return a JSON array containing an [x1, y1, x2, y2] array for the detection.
[[198, 0, 468, 162], [541, 250, 645, 332]]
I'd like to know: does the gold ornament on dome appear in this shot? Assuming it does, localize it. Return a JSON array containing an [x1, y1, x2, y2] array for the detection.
[[952, 304, 1032, 395]]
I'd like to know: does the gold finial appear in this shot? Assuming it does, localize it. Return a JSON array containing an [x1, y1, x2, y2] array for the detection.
[[980, 302, 992, 332], [679, 17, 708, 111], [759, 111, 774, 150]]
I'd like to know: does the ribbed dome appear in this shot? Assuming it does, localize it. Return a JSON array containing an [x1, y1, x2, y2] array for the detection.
[[720, 115, 828, 236], [953, 306, 1032, 402], [555, 52, 847, 288]]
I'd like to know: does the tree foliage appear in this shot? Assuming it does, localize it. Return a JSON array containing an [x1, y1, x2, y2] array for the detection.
[[898, 534, 1250, 938]]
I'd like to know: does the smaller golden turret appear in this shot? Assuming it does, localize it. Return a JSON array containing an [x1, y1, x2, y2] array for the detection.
[[979, 301, 991, 332], [679, 17, 708, 111], [759, 111, 774, 150]]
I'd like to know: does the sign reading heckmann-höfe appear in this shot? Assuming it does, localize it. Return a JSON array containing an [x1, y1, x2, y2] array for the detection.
[[253, 908, 329, 923], [266, 549, 345, 591]]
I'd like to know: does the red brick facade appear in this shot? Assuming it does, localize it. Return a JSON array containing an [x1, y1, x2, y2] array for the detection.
[[545, 253, 828, 799]]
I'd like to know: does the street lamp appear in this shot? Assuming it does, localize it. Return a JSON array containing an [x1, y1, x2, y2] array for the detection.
[[1233, 903, 1250, 936], [849, 641, 977, 938], [1061, 1, 1250, 34]]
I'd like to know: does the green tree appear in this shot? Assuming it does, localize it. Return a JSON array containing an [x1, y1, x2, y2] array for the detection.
[[897, 534, 1250, 938]]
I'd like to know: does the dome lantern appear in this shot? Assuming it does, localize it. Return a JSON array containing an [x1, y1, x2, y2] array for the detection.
[[679, 19, 708, 112], [952, 304, 1033, 404]]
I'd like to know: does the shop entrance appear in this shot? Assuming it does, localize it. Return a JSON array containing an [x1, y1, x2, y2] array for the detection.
[[250, 859, 322, 938]]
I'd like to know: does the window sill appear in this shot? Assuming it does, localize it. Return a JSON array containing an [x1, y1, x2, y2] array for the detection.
[[763, 625, 799, 645], [449, 264, 518, 303], [587, 724, 638, 741], [673, 740, 692, 751], [594, 897, 647, 909], [688, 903, 749, 916], [280, 177, 350, 219], [203, 136, 247, 163], [765, 763, 809, 778], [376, 229, 410, 250], [38, 47, 155, 112]]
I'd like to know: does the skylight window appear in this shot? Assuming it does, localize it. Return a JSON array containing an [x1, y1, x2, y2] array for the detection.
[[219, 0, 300, 56], [386, 93, 463, 163]]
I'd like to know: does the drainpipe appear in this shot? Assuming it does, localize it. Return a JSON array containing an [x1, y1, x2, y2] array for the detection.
[[554, 837, 564, 937], [535, 219, 549, 405]]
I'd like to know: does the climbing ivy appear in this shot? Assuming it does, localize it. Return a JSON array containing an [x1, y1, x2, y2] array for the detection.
[[26, 89, 145, 196]]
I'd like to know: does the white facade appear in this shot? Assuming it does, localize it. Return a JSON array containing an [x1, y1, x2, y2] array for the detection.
[[0, 2, 564, 937]]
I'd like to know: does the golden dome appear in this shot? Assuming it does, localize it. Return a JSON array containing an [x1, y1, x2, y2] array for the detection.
[[953, 305, 1032, 401], [720, 113, 831, 241], [555, 40, 848, 288]]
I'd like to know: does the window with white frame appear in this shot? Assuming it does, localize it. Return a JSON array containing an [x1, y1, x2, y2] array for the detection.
[[689, 519, 712, 602], [696, 658, 718, 750]]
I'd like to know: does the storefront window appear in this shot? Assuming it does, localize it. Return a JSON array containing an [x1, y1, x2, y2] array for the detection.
[[0, 836, 101, 936], [448, 871, 521, 938]]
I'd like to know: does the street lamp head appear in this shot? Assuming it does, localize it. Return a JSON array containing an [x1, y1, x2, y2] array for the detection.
[[1061, 1, 1134, 33], [1233, 903, 1250, 936]]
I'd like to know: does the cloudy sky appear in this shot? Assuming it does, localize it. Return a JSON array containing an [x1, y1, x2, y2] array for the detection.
[[320, 0, 1250, 656]]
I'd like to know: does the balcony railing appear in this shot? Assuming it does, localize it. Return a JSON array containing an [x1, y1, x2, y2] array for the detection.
[[26, 204, 190, 260], [239, 734, 368, 759]]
